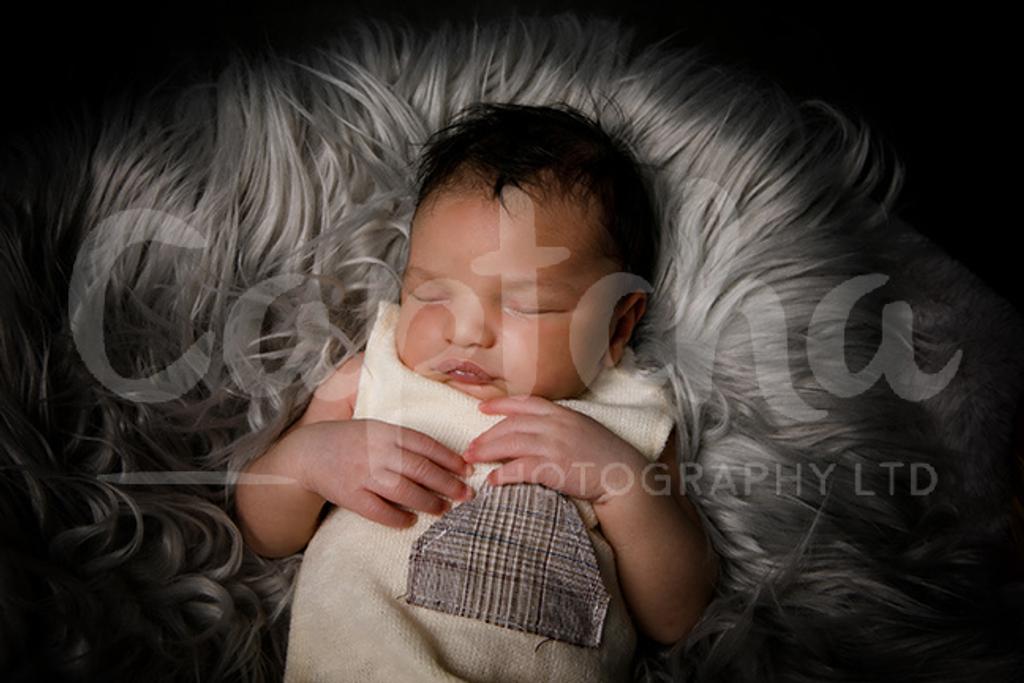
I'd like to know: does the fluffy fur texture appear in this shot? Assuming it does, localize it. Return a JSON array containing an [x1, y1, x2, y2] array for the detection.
[[2, 12, 1023, 682]]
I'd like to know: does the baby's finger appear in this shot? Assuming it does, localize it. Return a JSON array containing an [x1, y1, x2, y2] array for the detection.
[[478, 394, 557, 417], [395, 426, 469, 476], [395, 450, 476, 503], [348, 488, 418, 529], [466, 415, 545, 453], [486, 456, 556, 487], [466, 431, 548, 463], [366, 467, 454, 516]]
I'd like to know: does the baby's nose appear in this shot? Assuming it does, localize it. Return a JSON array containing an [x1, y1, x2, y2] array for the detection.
[[446, 306, 497, 348]]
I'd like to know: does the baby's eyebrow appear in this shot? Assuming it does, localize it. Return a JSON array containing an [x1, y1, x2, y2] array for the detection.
[[403, 265, 441, 281], [404, 265, 576, 295]]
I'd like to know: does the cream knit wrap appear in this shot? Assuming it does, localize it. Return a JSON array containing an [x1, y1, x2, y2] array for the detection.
[[285, 300, 676, 682]]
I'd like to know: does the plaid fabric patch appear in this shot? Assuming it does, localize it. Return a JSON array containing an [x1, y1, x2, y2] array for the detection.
[[405, 482, 611, 648]]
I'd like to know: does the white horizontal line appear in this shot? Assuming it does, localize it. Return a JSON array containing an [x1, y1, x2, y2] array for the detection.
[[96, 471, 297, 485]]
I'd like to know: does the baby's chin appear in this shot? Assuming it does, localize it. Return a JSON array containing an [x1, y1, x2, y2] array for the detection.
[[437, 376, 509, 401], [413, 368, 522, 401], [426, 371, 581, 402], [400, 359, 581, 401]]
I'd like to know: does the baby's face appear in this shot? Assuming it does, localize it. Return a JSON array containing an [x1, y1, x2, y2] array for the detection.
[[395, 185, 636, 401]]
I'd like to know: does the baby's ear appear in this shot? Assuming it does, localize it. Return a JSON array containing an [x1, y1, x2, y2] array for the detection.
[[605, 292, 647, 365], [611, 290, 647, 319]]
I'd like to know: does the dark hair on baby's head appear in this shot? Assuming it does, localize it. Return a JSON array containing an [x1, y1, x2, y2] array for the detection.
[[413, 102, 659, 287]]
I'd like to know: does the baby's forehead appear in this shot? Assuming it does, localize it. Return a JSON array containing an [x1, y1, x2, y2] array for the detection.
[[418, 184, 608, 254]]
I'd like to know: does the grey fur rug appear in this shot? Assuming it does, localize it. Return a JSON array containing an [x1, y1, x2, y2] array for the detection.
[[2, 13, 1022, 682]]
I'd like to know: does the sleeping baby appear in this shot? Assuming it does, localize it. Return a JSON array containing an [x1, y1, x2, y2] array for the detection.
[[233, 102, 718, 681]]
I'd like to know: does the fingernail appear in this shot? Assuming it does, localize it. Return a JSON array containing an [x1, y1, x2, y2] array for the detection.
[[464, 463, 474, 475], [462, 486, 475, 501]]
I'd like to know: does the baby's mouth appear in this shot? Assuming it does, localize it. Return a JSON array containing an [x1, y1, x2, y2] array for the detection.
[[435, 359, 494, 384]]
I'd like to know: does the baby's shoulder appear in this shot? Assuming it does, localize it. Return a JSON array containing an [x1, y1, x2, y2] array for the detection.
[[298, 351, 365, 425]]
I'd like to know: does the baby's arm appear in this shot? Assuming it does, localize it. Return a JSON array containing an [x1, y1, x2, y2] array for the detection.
[[232, 353, 364, 558], [593, 428, 718, 645]]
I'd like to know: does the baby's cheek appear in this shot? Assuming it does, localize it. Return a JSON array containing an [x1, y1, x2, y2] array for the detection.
[[497, 330, 538, 382]]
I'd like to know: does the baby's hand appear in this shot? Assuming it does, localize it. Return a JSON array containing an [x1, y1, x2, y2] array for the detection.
[[464, 395, 648, 505], [293, 419, 476, 528]]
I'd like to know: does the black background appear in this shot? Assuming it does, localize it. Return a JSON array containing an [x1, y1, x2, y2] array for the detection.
[[2, 1, 1015, 314]]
